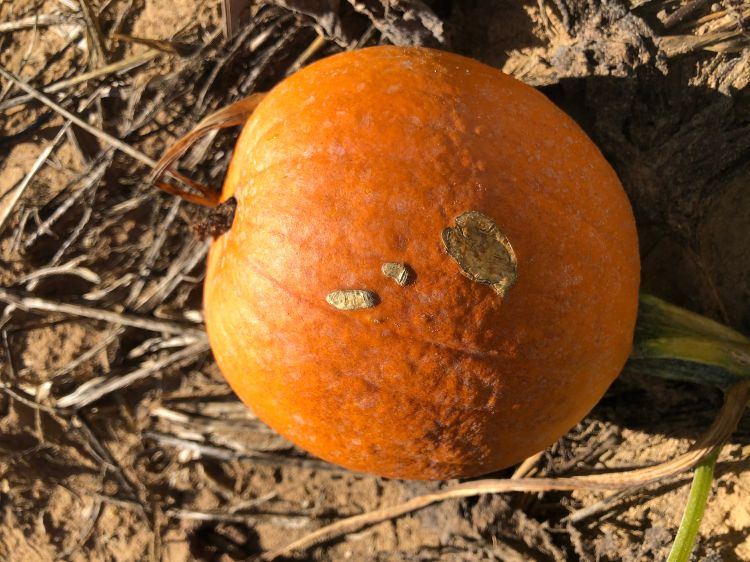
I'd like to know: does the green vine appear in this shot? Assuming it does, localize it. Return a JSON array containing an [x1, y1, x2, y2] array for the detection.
[[666, 449, 720, 562], [631, 295, 750, 561]]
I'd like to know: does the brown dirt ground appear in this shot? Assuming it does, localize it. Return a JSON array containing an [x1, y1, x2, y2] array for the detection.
[[1, 0, 749, 561]]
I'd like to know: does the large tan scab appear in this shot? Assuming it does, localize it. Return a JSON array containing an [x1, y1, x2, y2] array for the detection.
[[442, 211, 518, 297]]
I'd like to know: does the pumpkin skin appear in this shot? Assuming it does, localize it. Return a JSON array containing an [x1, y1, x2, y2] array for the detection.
[[204, 46, 640, 480]]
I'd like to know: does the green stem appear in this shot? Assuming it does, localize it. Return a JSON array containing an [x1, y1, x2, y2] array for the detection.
[[666, 448, 720, 562], [629, 297, 750, 560], [629, 295, 750, 388]]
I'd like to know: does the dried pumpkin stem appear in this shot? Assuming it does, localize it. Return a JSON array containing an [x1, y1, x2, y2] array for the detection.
[[150, 93, 266, 208]]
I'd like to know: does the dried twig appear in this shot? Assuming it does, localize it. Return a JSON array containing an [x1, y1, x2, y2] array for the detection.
[[565, 488, 638, 524], [19, 257, 99, 287], [144, 431, 350, 472], [286, 33, 327, 75], [261, 382, 750, 560], [56, 341, 209, 409], [194, 22, 260, 113], [0, 50, 161, 112], [161, 398, 257, 418], [8, 208, 31, 256], [0, 64, 207, 217], [47, 328, 124, 382], [167, 508, 312, 526], [73, 413, 144, 507], [0, 381, 60, 416], [354, 24, 376, 49], [128, 335, 201, 359], [693, 5, 750, 28], [229, 490, 281, 511], [221, 0, 253, 39], [0, 14, 73, 33], [0, 123, 70, 235], [79, 0, 109, 65], [152, 405, 285, 453], [0, 23, 83, 105], [168, 508, 259, 523], [0, 287, 206, 337], [239, 23, 298, 94], [0, 65, 156, 167], [659, 31, 746, 58], [511, 451, 544, 479], [84, 275, 136, 301], [119, 28, 223, 134], [23, 159, 108, 251], [663, 0, 713, 29], [125, 198, 182, 307], [111, 33, 197, 56], [58, 500, 102, 559], [134, 239, 210, 311], [46, 202, 95, 266]]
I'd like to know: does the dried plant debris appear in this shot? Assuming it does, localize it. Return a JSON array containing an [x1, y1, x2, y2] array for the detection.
[[264, 0, 370, 46], [381, 262, 412, 286], [548, 0, 665, 76], [348, 0, 445, 46], [326, 289, 379, 309], [265, 0, 444, 47], [474, 0, 665, 87], [442, 211, 518, 297]]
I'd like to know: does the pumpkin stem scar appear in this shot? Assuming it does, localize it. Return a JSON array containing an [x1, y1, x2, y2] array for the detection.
[[326, 289, 379, 310], [442, 211, 518, 297], [190, 197, 237, 239]]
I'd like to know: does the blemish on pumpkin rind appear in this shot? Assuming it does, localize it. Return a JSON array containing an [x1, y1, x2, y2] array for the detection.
[[381, 262, 411, 286], [442, 211, 518, 297], [326, 289, 379, 310]]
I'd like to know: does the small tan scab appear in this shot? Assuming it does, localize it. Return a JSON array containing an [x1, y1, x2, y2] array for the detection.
[[381, 262, 411, 286], [326, 289, 379, 310], [442, 211, 518, 297]]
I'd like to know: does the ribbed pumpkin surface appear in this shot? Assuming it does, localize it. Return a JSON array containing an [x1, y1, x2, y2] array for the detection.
[[204, 46, 639, 480]]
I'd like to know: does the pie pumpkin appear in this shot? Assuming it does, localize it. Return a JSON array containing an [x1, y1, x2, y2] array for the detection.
[[203, 46, 640, 480]]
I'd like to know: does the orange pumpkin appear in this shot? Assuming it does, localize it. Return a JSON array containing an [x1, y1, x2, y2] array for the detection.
[[203, 46, 640, 480]]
